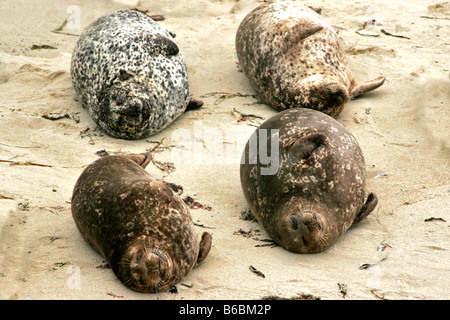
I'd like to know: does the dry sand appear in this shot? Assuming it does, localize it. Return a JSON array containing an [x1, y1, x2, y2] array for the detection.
[[0, 0, 449, 300]]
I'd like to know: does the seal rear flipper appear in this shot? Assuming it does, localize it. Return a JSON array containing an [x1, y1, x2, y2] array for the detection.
[[185, 99, 203, 112], [307, 6, 322, 14], [350, 76, 385, 99], [126, 152, 152, 169], [353, 193, 378, 225], [195, 232, 212, 266]]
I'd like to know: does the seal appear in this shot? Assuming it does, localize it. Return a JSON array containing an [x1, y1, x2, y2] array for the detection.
[[70, 9, 201, 140], [71, 152, 212, 293], [240, 108, 378, 253], [235, 1, 385, 117]]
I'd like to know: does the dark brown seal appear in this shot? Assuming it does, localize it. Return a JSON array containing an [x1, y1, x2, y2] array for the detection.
[[240, 108, 378, 253], [71, 152, 212, 292], [235, 1, 385, 117]]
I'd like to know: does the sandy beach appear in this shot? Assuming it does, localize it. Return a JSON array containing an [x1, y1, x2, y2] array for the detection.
[[0, 0, 449, 300]]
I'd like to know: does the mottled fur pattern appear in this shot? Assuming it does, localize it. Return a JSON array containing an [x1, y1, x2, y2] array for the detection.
[[71, 10, 190, 139], [240, 109, 378, 253], [236, 1, 384, 117], [71, 153, 211, 293]]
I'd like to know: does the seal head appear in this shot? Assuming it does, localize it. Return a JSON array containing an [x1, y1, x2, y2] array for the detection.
[[240, 108, 378, 253], [236, 2, 385, 117], [97, 70, 157, 140], [71, 152, 212, 292]]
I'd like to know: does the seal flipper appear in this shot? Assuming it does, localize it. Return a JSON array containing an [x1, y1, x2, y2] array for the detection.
[[185, 99, 204, 112], [126, 152, 152, 169], [151, 35, 179, 56], [196, 232, 212, 266], [350, 76, 385, 99], [288, 132, 327, 160], [353, 193, 378, 225], [307, 6, 322, 14], [281, 20, 323, 50]]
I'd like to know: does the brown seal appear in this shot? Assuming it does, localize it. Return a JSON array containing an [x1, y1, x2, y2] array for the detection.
[[240, 108, 378, 253], [71, 152, 212, 292], [235, 1, 385, 117]]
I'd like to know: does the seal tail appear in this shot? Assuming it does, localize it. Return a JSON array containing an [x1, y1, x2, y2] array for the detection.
[[350, 76, 385, 99]]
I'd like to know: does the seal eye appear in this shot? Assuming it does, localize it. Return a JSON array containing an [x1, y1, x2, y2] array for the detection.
[[142, 101, 151, 120], [290, 216, 299, 230], [118, 69, 131, 81]]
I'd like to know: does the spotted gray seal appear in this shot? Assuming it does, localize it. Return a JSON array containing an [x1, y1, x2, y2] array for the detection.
[[240, 108, 378, 253], [235, 1, 385, 117], [70, 10, 201, 140], [71, 152, 212, 293]]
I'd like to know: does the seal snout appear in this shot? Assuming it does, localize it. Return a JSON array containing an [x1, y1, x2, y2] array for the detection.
[[120, 247, 173, 293], [105, 88, 156, 139], [283, 211, 325, 253], [289, 211, 321, 230], [116, 97, 152, 122], [309, 81, 349, 117]]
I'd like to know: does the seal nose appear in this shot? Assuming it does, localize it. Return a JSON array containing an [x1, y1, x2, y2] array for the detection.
[[310, 81, 349, 117], [287, 212, 322, 245], [121, 99, 143, 118]]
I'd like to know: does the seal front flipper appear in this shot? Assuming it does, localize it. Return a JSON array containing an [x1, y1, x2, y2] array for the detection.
[[280, 20, 324, 50], [350, 76, 385, 99], [287, 132, 327, 160], [196, 232, 212, 266], [150, 35, 179, 56], [353, 193, 378, 225]]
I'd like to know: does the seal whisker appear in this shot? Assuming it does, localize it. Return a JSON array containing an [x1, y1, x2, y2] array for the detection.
[[122, 275, 136, 287]]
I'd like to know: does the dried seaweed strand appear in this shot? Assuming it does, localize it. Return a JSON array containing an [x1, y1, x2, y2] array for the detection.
[[249, 265, 265, 278], [31, 44, 57, 50], [420, 15, 450, 20], [0, 159, 53, 167], [424, 217, 446, 222], [51, 18, 79, 36], [371, 289, 389, 300], [381, 29, 411, 39], [200, 91, 254, 98], [193, 222, 216, 229], [233, 108, 264, 120], [0, 142, 41, 149], [130, 8, 165, 21]]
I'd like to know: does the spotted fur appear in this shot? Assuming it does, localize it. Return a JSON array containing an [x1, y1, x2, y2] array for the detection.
[[70, 10, 190, 139], [240, 108, 378, 253], [236, 1, 385, 117], [71, 153, 212, 293]]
